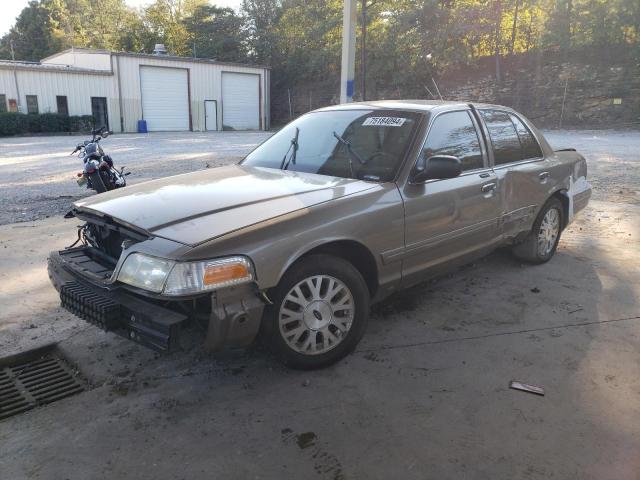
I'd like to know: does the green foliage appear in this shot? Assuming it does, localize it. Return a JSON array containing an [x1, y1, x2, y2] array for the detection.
[[0, 112, 93, 136], [0, 0, 248, 61], [0, 0, 637, 108], [184, 5, 247, 60]]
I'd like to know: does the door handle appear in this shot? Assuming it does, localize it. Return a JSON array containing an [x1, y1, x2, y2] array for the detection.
[[539, 171, 550, 182], [479, 172, 491, 178], [481, 182, 497, 193]]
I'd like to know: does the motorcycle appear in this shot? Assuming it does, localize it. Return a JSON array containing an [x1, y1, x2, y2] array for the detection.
[[71, 126, 129, 193]]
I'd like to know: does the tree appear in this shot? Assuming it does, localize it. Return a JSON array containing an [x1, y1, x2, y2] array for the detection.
[[1, 0, 638, 112], [0, 0, 147, 61], [184, 5, 247, 61], [242, 0, 283, 64], [0, 1, 64, 61]]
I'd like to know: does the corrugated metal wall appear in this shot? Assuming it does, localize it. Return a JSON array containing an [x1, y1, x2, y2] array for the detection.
[[115, 55, 269, 132], [0, 68, 115, 119], [0, 52, 269, 133], [42, 50, 113, 70]]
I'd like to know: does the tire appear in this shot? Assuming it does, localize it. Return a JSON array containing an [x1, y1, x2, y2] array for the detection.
[[88, 171, 107, 193], [264, 254, 370, 369], [512, 197, 564, 264]]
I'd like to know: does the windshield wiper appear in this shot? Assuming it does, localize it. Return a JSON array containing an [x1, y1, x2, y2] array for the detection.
[[280, 127, 300, 170], [332, 131, 367, 165], [332, 131, 369, 179]]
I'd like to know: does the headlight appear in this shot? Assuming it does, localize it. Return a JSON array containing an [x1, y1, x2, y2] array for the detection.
[[117, 254, 174, 293], [117, 254, 254, 296], [163, 256, 253, 295]]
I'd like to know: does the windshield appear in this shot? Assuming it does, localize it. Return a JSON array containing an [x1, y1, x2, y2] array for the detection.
[[242, 110, 423, 182]]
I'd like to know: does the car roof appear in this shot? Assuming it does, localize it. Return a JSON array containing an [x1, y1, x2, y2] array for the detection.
[[315, 99, 510, 113]]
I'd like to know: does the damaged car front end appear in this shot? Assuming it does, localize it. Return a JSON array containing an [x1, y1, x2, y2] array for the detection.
[[48, 209, 266, 352]]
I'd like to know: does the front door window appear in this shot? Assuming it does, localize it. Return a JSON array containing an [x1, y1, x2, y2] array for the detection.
[[423, 111, 484, 171]]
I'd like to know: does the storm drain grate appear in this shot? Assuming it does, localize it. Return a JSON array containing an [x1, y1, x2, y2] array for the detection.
[[0, 344, 86, 421]]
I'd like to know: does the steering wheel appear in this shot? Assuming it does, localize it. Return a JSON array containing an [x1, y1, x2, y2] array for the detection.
[[354, 151, 396, 181], [367, 151, 395, 164]]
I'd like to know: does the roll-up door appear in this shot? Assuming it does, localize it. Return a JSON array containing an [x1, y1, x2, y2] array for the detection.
[[140, 66, 189, 131], [222, 72, 260, 130]]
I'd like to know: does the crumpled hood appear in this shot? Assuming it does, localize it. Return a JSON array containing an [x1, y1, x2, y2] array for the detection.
[[75, 165, 376, 246]]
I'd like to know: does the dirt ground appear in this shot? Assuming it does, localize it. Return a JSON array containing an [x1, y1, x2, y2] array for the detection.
[[1, 130, 639, 480]]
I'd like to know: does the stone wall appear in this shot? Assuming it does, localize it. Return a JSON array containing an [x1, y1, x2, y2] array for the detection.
[[438, 50, 640, 128], [272, 47, 640, 128]]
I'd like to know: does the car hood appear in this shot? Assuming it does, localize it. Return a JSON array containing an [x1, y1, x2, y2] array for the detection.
[[74, 165, 376, 246]]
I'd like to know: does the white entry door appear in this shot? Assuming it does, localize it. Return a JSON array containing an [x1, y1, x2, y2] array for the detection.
[[221, 72, 260, 130], [140, 66, 190, 131], [205, 100, 217, 131]]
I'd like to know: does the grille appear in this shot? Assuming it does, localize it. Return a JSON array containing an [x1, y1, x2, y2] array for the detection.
[[60, 281, 121, 330], [0, 347, 86, 421]]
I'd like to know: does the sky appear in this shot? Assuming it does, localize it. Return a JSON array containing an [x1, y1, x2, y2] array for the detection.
[[1, 0, 243, 36]]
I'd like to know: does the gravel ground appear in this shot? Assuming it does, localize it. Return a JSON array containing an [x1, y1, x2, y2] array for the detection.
[[543, 129, 640, 205], [1, 129, 639, 479], [0, 131, 271, 225]]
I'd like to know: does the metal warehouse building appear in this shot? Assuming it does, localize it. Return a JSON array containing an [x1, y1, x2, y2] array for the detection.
[[0, 47, 270, 133]]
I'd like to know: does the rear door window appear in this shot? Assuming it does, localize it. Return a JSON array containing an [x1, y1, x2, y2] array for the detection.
[[480, 110, 521, 165], [509, 114, 543, 159], [423, 110, 484, 171]]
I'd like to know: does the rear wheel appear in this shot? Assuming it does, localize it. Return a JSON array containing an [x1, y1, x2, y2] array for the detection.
[[265, 254, 370, 369], [88, 171, 107, 193], [512, 197, 564, 264]]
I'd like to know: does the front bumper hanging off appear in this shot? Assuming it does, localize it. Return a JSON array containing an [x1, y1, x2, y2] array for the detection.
[[48, 250, 188, 352], [48, 248, 267, 353]]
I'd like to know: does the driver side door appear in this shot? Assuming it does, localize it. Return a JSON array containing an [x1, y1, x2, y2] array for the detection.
[[399, 109, 503, 286]]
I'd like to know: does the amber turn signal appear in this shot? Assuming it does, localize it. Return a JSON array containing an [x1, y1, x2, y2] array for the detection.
[[203, 262, 251, 286]]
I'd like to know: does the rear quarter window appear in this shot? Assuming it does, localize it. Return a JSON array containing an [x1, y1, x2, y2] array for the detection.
[[509, 114, 543, 160]]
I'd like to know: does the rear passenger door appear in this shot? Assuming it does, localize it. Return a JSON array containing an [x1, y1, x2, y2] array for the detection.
[[400, 109, 502, 285], [478, 109, 548, 237]]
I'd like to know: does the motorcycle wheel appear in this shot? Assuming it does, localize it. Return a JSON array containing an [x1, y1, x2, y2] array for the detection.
[[88, 171, 107, 193]]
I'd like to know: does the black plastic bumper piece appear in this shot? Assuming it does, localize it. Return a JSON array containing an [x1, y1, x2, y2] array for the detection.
[[49, 251, 188, 352], [60, 281, 121, 330]]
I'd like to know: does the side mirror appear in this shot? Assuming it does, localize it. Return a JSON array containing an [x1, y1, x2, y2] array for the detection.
[[411, 154, 462, 183]]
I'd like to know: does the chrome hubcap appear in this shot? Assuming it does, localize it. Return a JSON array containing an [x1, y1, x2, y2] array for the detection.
[[537, 208, 560, 257], [278, 275, 354, 355]]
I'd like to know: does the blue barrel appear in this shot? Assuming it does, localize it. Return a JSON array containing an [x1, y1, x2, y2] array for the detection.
[[137, 119, 148, 133]]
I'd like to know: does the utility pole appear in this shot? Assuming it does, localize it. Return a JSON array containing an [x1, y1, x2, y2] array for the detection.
[[340, 0, 357, 103], [361, 0, 367, 101], [10, 39, 15, 61]]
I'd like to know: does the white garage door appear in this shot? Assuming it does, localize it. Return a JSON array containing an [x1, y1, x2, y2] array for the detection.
[[222, 73, 260, 130], [140, 66, 189, 131]]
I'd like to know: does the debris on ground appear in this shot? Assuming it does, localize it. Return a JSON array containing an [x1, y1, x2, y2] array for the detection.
[[509, 380, 545, 396]]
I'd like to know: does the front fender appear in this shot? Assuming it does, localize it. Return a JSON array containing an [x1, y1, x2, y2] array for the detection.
[[182, 184, 405, 295]]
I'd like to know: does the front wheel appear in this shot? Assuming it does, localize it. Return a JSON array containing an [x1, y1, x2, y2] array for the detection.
[[512, 197, 564, 264], [265, 254, 370, 369]]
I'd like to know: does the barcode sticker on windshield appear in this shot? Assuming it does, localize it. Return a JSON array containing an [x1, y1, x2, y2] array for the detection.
[[362, 117, 407, 127]]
